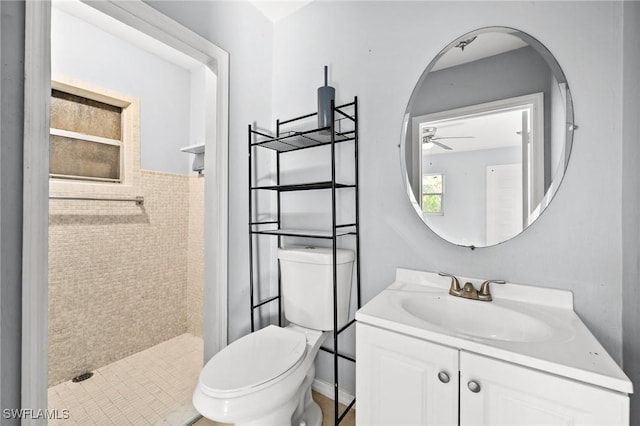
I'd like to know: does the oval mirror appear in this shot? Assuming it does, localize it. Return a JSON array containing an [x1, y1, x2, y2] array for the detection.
[[401, 27, 575, 248]]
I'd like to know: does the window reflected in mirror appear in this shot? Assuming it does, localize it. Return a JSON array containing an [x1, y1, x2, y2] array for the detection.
[[422, 173, 443, 215]]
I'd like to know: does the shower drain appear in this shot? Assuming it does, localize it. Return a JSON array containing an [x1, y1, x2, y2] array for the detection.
[[72, 372, 93, 383]]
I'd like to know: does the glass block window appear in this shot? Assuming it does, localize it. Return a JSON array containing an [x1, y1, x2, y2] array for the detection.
[[50, 88, 124, 182]]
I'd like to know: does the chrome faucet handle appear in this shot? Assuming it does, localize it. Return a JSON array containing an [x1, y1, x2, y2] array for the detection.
[[478, 280, 506, 301], [439, 272, 462, 296]]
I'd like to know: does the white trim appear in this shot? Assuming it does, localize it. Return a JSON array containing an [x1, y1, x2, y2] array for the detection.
[[412, 93, 543, 124], [22, 1, 51, 418], [312, 378, 355, 408], [52, 0, 203, 71], [51, 77, 133, 108], [22, 0, 229, 417], [50, 128, 122, 147], [84, 1, 226, 67], [409, 93, 544, 239], [413, 93, 545, 212], [49, 174, 120, 183]]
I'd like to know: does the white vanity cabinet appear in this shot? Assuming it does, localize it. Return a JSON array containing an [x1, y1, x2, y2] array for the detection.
[[356, 323, 459, 425], [460, 351, 629, 425], [357, 323, 630, 426], [355, 269, 633, 426]]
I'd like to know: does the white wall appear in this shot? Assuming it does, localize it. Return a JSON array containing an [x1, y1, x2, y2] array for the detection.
[[272, 1, 625, 395], [51, 8, 192, 174]]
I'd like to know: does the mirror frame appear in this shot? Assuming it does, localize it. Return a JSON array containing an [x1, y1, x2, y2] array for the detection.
[[400, 26, 576, 249]]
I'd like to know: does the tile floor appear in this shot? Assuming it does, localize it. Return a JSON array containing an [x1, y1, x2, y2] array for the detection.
[[48, 333, 203, 425], [48, 333, 355, 426], [193, 391, 356, 426]]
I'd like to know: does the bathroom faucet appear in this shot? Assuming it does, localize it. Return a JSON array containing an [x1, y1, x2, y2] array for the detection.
[[478, 279, 506, 301], [438, 272, 462, 296], [439, 272, 505, 302]]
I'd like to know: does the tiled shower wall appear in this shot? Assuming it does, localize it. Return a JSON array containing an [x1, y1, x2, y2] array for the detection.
[[187, 176, 205, 337], [48, 170, 204, 387]]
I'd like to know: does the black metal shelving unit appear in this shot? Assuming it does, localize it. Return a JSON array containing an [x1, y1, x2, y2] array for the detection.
[[248, 97, 360, 425]]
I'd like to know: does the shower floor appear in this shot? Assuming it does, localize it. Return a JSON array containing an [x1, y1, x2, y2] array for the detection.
[[48, 333, 203, 425]]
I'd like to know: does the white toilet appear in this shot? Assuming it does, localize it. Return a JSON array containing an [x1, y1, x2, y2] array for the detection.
[[193, 245, 355, 426]]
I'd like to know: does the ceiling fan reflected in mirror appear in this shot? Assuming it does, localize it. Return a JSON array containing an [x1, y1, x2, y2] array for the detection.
[[421, 126, 474, 150]]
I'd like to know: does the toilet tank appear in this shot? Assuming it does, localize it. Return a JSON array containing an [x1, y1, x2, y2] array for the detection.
[[278, 245, 355, 331]]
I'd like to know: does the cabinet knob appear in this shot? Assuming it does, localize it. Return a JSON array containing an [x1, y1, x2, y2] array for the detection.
[[467, 380, 481, 393], [437, 371, 450, 384]]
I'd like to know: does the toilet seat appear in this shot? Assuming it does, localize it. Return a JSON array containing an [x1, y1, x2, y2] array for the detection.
[[199, 325, 307, 398]]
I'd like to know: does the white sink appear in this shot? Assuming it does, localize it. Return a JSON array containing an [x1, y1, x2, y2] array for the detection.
[[400, 293, 554, 342], [355, 268, 634, 395]]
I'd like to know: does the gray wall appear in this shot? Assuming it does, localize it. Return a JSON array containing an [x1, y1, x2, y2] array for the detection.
[[272, 0, 627, 395], [52, 8, 192, 174], [0, 1, 24, 422], [622, 0, 640, 421], [412, 47, 552, 117]]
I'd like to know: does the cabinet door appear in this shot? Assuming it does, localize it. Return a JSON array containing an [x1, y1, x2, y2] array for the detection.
[[356, 323, 458, 426], [460, 351, 629, 426]]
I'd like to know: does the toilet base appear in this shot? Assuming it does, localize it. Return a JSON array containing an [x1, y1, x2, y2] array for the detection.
[[230, 364, 321, 426], [235, 397, 298, 426], [292, 365, 322, 426], [296, 400, 322, 426]]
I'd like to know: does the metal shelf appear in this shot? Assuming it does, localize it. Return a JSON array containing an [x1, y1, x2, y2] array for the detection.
[[252, 295, 280, 310], [252, 128, 355, 152], [250, 228, 355, 239], [252, 181, 355, 192], [319, 346, 356, 363], [248, 97, 360, 426]]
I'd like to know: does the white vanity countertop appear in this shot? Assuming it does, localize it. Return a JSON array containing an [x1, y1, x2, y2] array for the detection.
[[355, 268, 633, 394]]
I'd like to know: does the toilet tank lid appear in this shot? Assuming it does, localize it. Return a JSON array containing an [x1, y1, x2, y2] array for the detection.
[[278, 245, 355, 265]]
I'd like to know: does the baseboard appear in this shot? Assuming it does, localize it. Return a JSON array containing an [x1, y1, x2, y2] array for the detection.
[[312, 378, 355, 407]]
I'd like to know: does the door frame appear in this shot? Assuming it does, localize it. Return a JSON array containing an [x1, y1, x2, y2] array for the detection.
[[410, 93, 544, 222], [22, 1, 229, 418]]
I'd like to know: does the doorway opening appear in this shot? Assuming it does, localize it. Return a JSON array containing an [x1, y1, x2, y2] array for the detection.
[[23, 1, 229, 422], [411, 93, 543, 246]]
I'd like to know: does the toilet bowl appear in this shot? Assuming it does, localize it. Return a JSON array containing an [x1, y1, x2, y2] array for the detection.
[[193, 325, 328, 426], [193, 246, 354, 425]]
